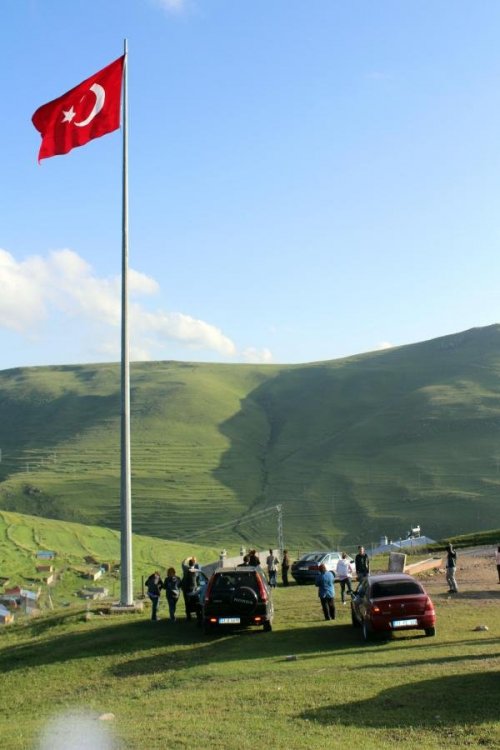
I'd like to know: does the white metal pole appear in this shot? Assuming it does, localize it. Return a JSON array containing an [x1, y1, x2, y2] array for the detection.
[[120, 38, 133, 606]]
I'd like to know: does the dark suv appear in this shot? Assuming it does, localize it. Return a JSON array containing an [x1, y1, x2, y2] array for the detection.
[[202, 566, 274, 633]]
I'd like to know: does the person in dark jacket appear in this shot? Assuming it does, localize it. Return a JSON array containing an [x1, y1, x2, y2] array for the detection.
[[445, 544, 458, 593], [355, 546, 370, 582], [164, 567, 182, 621], [248, 549, 261, 566], [181, 557, 201, 620], [315, 563, 336, 620], [145, 571, 163, 621]]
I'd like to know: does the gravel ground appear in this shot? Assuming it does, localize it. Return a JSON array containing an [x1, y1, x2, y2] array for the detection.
[[415, 545, 500, 603]]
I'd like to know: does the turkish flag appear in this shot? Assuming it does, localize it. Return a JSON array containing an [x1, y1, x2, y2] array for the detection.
[[32, 56, 125, 162]]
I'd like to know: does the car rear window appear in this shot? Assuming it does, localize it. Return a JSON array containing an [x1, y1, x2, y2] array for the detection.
[[371, 580, 423, 598], [212, 572, 258, 591], [300, 553, 323, 562]]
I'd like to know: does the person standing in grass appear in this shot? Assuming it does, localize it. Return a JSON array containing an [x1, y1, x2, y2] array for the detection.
[[315, 562, 336, 621], [496, 546, 500, 584], [336, 552, 354, 604], [145, 571, 163, 621], [182, 556, 201, 620], [266, 549, 279, 588], [355, 546, 370, 582], [445, 544, 458, 593], [281, 549, 291, 587], [164, 567, 181, 622]]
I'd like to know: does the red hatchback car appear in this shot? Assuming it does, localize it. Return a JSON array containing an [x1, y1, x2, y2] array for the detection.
[[351, 573, 436, 640]]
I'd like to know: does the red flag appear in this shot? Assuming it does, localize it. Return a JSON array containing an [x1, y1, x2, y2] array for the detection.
[[32, 56, 125, 162]]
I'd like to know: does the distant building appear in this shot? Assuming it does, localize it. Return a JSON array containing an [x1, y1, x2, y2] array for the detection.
[[36, 551, 55, 560], [0, 587, 40, 615], [78, 586, 109, 600], [36, 564, 54, 573], [371, 535, 436, 556], [4, 586, 21, 596], [0, 595, 19, 608], [0, 604, 14, 625], [84, 568, 103, 581]]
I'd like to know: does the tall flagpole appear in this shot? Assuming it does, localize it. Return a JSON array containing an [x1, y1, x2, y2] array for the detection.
[[120, 38, 133, 606]]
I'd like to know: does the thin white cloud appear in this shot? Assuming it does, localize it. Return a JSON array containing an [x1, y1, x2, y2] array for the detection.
[[242, 347, 273, 364], [153, 0, 188, 13], [0, 249, 47, 332], [0, 247, 246, 360]]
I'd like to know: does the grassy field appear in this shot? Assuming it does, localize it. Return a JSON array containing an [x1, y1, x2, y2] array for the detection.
[[0, 575, 498, 749], [1, 325, 500, 549], [0, 510, 219, 608]]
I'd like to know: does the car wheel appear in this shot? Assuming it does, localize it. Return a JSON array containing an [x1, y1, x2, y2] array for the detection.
[[351, 606, 361, 628], [263, 620, 272, 632], [425, 626, 436, 637], [362, 620, 371, 641]]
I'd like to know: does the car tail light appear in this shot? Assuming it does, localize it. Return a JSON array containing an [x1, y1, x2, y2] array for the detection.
[[204, 576, 215, 603], [424, 596, 434, 613], [369, 604, 381, 614], [254, 616, 262, 623], [309, 564, 320, 571], [209, 617, 217, 624], [256, 573, 268, 601]]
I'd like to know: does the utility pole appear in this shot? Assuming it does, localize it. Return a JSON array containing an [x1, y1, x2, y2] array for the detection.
[[277, 504, 284, 557]]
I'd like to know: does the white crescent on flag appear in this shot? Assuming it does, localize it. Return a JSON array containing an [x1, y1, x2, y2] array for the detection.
[[74, 83, 106, 127]]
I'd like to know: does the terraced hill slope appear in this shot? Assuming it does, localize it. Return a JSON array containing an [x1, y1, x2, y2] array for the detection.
[[1, 325, 500, 548], [0, 510, 218, 607]]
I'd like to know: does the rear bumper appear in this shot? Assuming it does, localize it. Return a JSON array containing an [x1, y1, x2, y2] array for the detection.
[[369, 613, 436, 632], [203, 604, 272, 627]]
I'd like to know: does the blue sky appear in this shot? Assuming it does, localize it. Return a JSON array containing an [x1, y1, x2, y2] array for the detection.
[[3, 0, 500, 370]]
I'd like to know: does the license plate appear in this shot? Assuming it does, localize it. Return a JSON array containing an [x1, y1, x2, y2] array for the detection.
[[218, 617, 240, 624], [392, 618, 418, 628]]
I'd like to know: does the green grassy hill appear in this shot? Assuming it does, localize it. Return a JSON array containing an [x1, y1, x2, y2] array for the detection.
[[0, 580, 498, 750], [1, 325, 500, 548], [0, 510, 218, 607]]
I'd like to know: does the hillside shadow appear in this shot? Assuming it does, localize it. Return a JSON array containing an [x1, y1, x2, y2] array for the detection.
[[300, 671, 499, 727], [212, 364, 376, 544], [2, 615, 498, 678], [212, 331, 500, 545]]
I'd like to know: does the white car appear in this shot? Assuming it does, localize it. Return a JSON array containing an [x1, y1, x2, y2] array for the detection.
[[291, 551, 353, 584]]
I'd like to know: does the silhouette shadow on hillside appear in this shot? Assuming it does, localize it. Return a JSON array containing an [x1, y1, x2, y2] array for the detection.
[[300, 671, 499, 728], [4, 613, 497, 681], [212, 327, 500, 546]]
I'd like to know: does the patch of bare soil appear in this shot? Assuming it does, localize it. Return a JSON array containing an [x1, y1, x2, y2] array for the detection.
[[415, 546, 500, 605]]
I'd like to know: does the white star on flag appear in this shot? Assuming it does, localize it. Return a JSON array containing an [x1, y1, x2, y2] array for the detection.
[[61, 106, 76, 123]]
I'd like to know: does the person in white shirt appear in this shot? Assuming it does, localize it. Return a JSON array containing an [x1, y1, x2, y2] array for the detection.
[[266, 549, 279, 588], [336, 553, 354, 604]]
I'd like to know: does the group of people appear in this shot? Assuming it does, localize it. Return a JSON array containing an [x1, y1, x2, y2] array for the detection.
[[145, 541, 488, 623], [145, 556, 202, 622], [315, 546, 370, 621], [239, 548, 292, 587]]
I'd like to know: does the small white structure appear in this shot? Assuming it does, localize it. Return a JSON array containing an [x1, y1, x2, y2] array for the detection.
[[36, 550, 55, 560], [0, 604, 14, 625], [372, 535, 436, 556], [79, 586, 109, 600], [84, 568, 103, 581]]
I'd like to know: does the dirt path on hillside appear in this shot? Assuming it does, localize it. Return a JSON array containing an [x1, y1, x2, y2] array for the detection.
[[410, 546, 500, 605]]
